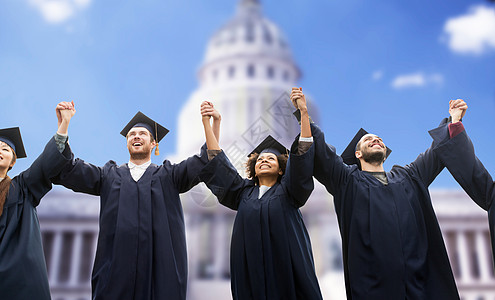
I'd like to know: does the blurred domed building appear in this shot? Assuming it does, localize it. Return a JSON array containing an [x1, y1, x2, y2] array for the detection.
[[37, 1, 494, 299]]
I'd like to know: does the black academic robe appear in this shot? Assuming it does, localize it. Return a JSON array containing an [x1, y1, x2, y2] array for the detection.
[[0, 137, 71, 300], [53, 145, 208, 300], [311, 123, 459, 300], [198, 146, 323, 300], [433, 126, 495, 269]]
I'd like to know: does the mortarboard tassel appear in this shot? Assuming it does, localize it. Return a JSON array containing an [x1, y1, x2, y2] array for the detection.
[[154, 122, 159, 155]]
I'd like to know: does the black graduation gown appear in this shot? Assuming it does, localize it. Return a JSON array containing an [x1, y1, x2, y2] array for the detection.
[[53, 145, 208, 300], [198, 145, 323, 300], [0, 137, 71, 300], [433, 126, 495, 269], [310, 123, 459, 300]]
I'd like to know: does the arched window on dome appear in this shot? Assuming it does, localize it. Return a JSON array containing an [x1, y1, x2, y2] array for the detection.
[[246, 22, 254, 43], [283, 70, 290, 82], [267, 66, 274, 79], [228, 66, 236, 79], [247, 64, 255, 78], [262, 26, 272, 45]]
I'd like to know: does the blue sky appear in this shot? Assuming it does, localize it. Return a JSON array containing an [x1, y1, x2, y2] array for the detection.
[[1, 0, 494, 187]]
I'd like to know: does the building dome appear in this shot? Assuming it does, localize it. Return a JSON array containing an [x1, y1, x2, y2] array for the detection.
[[199, 0, 300, 85], [176, 0, 308, 160]]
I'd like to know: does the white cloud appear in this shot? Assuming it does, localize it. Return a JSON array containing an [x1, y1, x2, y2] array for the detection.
[[29, 0, 91, 24], [391, 72, 444, 89], [372, 70, 383, 81], [443, 5, 495, 55]]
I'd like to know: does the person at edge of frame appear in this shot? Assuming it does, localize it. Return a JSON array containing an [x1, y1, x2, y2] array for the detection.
[[0, 101, 75, 300], [291, 87, 467, 300]]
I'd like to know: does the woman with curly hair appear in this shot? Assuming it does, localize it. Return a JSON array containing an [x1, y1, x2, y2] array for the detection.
[[199, 90, 322, 300]]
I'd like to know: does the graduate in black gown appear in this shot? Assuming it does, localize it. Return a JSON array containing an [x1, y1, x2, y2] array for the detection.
[[52, 110, 218, 300], [432, 99, 495, 269], [0, 101, 74, 300], [290, 88, 460, 299], [198, 98, 323, 300]]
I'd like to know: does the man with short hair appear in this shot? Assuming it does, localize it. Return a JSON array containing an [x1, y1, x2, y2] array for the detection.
[[54, 110, 220, 300], [290, 87, 465, 300]]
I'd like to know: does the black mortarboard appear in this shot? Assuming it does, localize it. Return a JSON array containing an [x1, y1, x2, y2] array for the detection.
[[341, 128, 392, 166], [0, 127, 27, 158], [248, 135, 288, 157], [120, 111, 169, 155]]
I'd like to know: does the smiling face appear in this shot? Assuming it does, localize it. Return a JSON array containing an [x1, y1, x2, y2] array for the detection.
[[254, 152, 283, 179], [126, 127, 156, 160], [0, 141, 15, 175], [355, 133, 387, 165]]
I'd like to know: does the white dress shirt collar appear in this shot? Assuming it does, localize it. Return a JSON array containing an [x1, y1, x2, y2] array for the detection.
[[128, 160, 152, 182]]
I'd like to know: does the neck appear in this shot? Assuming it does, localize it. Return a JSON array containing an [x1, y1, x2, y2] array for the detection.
[[258, 176, 278, 187], [360, 161, 384, 172], [129, 157, 151, 166], [0, 168, 7, 179]]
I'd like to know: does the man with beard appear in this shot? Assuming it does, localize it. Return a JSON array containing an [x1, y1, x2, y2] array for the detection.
[[290, 87, 463, 300], [53, 111, 219, 300]]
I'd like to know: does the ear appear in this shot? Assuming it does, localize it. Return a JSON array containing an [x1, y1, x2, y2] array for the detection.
[[355, 150, 362, 159], [278, 169, 283, 176]]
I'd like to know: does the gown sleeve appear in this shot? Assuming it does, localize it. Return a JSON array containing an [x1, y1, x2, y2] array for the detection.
[[433, 123, 495, 270], [309, 123, 350, 196], [433, 127, 494, 211], [403, 123, 450, 187], [284, 138, 315, 208], [51, 155, 104, 196], [171, 143, 209, 193], [18, 136, 72, 205], [198, 150, 252, 210]]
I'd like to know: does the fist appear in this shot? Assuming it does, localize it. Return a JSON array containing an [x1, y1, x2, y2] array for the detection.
[[449, 99, 467, 123], [200, 101, 221, 120], [290, 87, 307, 111], [56, 101, 76, 126]]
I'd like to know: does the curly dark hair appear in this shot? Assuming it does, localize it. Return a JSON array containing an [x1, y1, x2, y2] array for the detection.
[[245, 152, 288, 185]]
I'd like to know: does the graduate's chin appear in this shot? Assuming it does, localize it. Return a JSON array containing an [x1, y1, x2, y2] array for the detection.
[[129, 150, 149, 160]]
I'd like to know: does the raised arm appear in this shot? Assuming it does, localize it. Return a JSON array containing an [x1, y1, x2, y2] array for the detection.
[[411, 99, 468, 187], [19, 101, 75, 203], [199, 101, 250, 210], [200, 101, 221, 151], [433, 100, 493, 210], [277, 88, 314, 207], [290, 88, 350, 196]]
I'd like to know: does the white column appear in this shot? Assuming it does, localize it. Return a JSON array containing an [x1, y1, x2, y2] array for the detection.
[[69, 231, 83, 286], [457, 231, 472, 283], [49, 231, 63, 284], [475, 230, 491, 282]]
